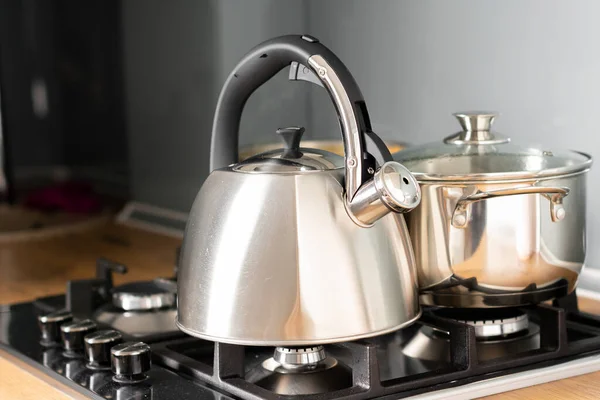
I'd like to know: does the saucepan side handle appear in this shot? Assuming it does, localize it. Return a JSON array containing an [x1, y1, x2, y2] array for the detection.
[[451, 186, 570, 229]]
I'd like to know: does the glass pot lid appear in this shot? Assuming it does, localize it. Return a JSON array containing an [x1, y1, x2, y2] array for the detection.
[[394, 111, 592, 182], [234, 126, 344, 173]]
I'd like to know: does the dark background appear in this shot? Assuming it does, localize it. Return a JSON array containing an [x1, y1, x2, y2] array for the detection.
[[0, 0, 128, 200]]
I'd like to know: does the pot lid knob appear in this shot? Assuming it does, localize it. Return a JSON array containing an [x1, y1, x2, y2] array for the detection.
[[454, 111, 497, 132], [445, 111, 509, 145], [277, 126, 305, 158]]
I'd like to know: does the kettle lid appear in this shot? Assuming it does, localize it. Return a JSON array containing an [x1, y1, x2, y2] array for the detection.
[[234, 126, 344, 173]]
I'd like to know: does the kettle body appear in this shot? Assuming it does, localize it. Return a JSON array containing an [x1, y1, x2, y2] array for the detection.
[[178, 168, 420, 345], [177, 35, 421, 345]]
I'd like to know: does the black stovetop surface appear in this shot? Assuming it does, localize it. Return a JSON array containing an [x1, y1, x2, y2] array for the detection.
[[3, 260, 600, 399], [3, 293, 600, 400]]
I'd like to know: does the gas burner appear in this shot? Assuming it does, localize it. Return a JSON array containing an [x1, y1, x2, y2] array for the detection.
[[112, 280, 176, 311], [432, 308, 530, 338], [246, 346, 352, 395], [272, 346, 327, 369], [94, 275, 178, 337], [403, 308, 540, 362], [53, 258, 182, 341]]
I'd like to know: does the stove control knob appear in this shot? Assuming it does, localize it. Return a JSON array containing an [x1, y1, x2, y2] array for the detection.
[[38, 310, 73, 346], [84, 329, 123, 370], [111, 342, 151, 384], [61, 319, 97, 357]]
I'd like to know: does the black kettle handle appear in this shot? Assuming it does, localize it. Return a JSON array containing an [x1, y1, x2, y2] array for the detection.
[[209, 34, 390, 200]]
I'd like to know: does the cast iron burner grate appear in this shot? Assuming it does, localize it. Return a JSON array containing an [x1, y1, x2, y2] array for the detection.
[[152, 291, 600, 400], [402, 308, 540, 362], [432, 307, 531, 338]]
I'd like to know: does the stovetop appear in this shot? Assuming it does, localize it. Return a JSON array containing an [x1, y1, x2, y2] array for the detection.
[[3, 258, 600, 399]]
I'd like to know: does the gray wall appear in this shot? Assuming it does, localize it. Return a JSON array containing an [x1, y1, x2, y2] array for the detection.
[[123, 0, 310, 211], [306, 0, 600, 267], [124, 0, 600, 266]]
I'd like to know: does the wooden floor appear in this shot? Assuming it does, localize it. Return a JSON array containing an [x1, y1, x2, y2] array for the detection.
[[0, 221, 599, 399]]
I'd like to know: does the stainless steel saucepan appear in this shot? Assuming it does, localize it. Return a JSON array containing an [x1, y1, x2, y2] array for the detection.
[[394, 111, 592, 307]]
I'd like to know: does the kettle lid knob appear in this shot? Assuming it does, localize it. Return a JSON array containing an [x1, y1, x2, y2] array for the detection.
[[277, 126, 305, 158]]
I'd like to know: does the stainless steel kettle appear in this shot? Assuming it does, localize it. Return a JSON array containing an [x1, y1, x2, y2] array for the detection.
[[177, 35, 421, 346]]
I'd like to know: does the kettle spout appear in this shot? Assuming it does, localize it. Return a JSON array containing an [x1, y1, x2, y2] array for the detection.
[[347, 161, 421, 226]]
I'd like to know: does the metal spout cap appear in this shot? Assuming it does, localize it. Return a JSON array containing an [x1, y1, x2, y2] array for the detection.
[[348, 161, 421, 226], [375, 162, 421, 212]]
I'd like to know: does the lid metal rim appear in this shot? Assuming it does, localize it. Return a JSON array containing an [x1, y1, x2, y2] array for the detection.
[[401, 150, 592, 182], [411, 163, 592, 183], [229, 166, 345, 174], [234, 146, 345, 173], [443, 131, 510, 145], [241, 138, 409, 148]]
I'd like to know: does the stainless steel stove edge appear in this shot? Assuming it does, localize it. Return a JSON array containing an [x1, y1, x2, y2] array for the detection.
[[579, 267, 600, 295], [406, 353, 600, 400]]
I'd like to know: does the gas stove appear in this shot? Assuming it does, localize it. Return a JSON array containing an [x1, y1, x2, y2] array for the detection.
[[2, 259, 600, 399]]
